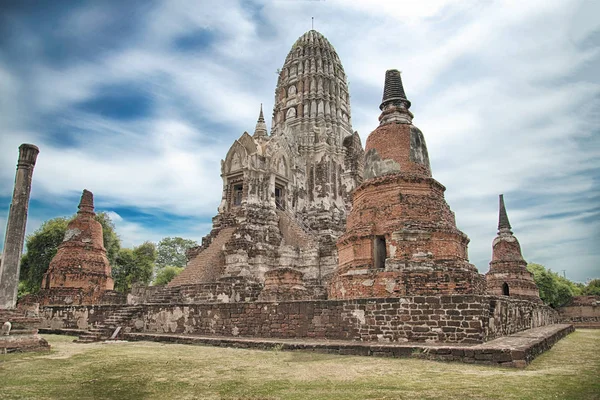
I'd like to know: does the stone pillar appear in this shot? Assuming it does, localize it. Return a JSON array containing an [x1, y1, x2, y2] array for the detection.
[[0, 144, 39, 309]]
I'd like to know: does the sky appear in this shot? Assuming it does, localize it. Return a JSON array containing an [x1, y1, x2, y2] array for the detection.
[[0, 0, 598, 282]]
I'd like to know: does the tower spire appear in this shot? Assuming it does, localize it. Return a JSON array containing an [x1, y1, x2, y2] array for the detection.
[[380, 69, 411, 111], [78, 189, 95, 215], [498, 194, 512, 232], [254, 103, 268, 137], [378, 69, 413, 125]]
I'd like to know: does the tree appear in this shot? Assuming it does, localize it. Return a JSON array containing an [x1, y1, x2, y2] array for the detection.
[[527, 263, 575, 308], [155, 237, 198, 270], [95, 212, 121, 266], [583, 279, 600, 296], [18, 213, 121, 295], [19, 217, 70, 295], [112, 241, 156, 292], [153, 266, 184, 286]]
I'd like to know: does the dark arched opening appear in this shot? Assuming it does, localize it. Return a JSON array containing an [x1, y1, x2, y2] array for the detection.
[[502, 282, 510, 296]]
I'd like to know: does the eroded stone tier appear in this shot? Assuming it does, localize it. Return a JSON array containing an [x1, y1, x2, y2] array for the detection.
[[329, 70, 485, 299], [39, 190, 114, 305], [486, 195, 541, 303]]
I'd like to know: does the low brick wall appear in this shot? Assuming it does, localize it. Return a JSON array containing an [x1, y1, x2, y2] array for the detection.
[[178, 281, 263, 303], [125, 295, 556, 343], [38, 295, 557, 344], [557, 296, 600, 325], [37, 305, 120, 331]]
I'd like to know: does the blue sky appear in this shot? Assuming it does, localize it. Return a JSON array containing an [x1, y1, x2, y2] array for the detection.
[[0, 0, 598, 282]]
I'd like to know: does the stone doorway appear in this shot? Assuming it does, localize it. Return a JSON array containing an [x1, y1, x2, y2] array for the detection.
[[374, 236, 387, 269]]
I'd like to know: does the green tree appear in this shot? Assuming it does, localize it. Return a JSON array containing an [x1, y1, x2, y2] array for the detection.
[[18, 213, 121, 295], [527, 263, 574, 308], [112, 241, 156, 292], [19, 217, 70, 295], [155, 237, 198, 270], [95, 212, 121, 266], [153, 266, 184, 286], [583, 279, 600, 296]]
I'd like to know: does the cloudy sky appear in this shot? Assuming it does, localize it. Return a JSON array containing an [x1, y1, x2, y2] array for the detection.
[[0, 0, 598, 282]]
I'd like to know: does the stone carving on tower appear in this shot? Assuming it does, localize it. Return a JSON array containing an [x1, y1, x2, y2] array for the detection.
[[170, 30, 364, 296], [485, 195, 541, 302], [329, 70, 485, 299]]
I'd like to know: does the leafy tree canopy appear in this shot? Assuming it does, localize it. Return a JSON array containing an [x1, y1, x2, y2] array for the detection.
[[112, 241, 156, 292], [527, 263, 581, 308], [155, 237, 198, 270], [583, 279, 600, 296], [18, 212, 121, 296], [153, 266, 184, 286]]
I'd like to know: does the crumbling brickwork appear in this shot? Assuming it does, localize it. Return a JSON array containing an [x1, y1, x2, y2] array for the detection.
[[37, 190, 114, 305], [330, 70, 484, 299], [39, 295, 557, 344], [485, 195, 541, 303]]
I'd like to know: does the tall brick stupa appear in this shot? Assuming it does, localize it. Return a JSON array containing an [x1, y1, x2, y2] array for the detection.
[[329, 70, 485, 299], [485, 195, 541, 302], [39, 190, 114, 305]]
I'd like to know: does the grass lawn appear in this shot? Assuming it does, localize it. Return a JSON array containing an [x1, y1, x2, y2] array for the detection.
[[0, 330, 598, 400]]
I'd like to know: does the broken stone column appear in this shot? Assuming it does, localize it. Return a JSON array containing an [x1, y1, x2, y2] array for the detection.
[[0, 144, 39, 309]]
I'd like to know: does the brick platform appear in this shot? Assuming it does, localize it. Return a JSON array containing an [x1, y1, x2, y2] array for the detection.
[[121, 324, 573, 368]]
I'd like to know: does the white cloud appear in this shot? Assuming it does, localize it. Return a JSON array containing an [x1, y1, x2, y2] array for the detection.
[[0, 0, 598, 281]]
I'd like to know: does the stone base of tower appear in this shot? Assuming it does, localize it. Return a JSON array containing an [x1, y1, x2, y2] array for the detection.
[[486, 261, 542, 304], [330, 173, 485, 299], [329, 260, 485, 299]]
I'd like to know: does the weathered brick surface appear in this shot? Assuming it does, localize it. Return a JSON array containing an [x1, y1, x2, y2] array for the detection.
[[40, 296, 558, 344], [35, 190, 114, 305], [330, 175, 484, 298], [329, 71, 484, 299], [485, 195, 541, 303], [557, 295, 600, 325]]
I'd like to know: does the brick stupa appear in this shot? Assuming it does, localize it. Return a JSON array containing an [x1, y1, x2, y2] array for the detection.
[[329, 70, 485, 299], [39, 190, 114, 305], [485, 195, 541, 302]]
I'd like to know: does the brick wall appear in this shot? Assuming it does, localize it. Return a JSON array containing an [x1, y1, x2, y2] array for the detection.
[[81, 295, 557, 344], [38, 305, 118, 331], [557, 296, 600, 324]]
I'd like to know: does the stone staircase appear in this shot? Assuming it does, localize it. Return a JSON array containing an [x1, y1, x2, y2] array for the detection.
[[276, 209, 318, 249], [75, 305, 143, 343], [168, 227, 236, 287]]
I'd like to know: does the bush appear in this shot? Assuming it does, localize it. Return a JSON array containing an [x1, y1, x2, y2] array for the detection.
[[153, 266, 184, 286]]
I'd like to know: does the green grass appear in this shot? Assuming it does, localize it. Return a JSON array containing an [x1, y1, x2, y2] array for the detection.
[[1, 330, 599, 400]]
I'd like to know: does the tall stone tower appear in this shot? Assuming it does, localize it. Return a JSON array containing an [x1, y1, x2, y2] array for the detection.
[[486, 195, 541, 302], [0, 144, 39, 309], [329, 70, 485, 299], [38, 190, 114, 305], [170, 30, 364, 293]]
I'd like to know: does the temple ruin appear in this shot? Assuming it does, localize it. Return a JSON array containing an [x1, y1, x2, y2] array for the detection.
[[170, 30, 364, 297], [36, 190, 117, 305], [485, 195, 541, 303], [13, 29, 576, 365], [330, 69, 485, 299]]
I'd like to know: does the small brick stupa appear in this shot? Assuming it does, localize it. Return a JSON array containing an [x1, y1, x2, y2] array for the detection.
[[39, 189, 114, 305], [486, 195, 541, 302], [329, 70, 485, 299]]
